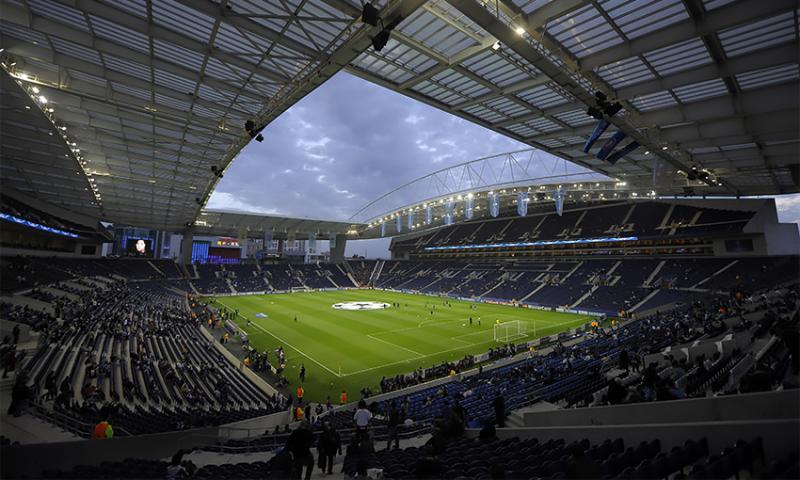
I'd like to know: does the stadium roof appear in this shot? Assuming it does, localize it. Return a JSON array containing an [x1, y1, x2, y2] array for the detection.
[[195, 208, 358, 239], [1, 0, 798, 232], [347, 0, 799, 197]]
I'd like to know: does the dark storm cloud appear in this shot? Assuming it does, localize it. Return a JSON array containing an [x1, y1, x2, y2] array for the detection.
[[207, 72, 534, 221]]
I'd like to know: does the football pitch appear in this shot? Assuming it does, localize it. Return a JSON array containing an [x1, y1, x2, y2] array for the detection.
[[212, 290, 590, 402]]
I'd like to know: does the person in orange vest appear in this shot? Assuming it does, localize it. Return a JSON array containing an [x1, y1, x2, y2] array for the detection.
[[340, 390, 347, 405], [296, 385, 304, 402], [92, 419, 114, 439]]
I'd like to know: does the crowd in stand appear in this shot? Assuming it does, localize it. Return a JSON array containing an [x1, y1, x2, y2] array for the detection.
[[5, 279, 285, 436]]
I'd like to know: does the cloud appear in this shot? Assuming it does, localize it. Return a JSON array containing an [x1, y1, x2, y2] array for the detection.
[[209, 71, 590, 256], [774, 193, 800, 225], [206, 192, 279, 214]]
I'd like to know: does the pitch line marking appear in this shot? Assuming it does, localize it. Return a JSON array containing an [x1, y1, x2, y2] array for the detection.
[[216, 300, 342, 378], [366, 334, 425, 357]]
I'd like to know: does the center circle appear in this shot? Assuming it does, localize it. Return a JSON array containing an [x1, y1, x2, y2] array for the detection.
[[332, 301, 391, 311]]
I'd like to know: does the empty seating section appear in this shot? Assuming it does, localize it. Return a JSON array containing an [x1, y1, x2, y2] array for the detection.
[[626, 202, 671, 236], [261, 265, 303, 291], [393, 201, 757, 254], [369, 257, 799, 315], [653, 258, 732, 289], [223, 264, 268, 292], [346, 260, 377, 285], [0, 256, 73, 293], [575, 203, 631, 237], [191, 264, 231, 294]]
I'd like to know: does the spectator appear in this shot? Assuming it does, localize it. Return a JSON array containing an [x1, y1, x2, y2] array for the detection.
[[493, 392, 505, 428], [92, 417, 114, 440], [166, 451, 188, 479], [353, 399, 372, 440], [317, 420, 341, 475], [286, 422, 314, 480], [386, 401, 400, 450]]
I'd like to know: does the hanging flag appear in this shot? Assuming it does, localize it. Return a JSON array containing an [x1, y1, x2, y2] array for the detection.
[[329, 232, 336, 250], [237, 227, 247, 247], [408, 210, 414, 230], [583, 119, 610, 153], [516, 191, 528, 216], [605, 141, 640, 165], [465, 195, 474, 220], [554, 188, 565, 216], [308, 232, 317, 253], [264, 229, 273, 251], [652, 157, 672, 189], [425, 205, 432, 225], [444, 199, 454, 225], [489, 193, 500, 218], [287, 229, 296, 243], [380, 221, 386, 237], [396, 214, 402, 233], [597, 131, 626, 160]]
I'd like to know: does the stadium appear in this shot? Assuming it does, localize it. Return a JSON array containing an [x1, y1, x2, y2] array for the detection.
[[0, 0, 798, 478]]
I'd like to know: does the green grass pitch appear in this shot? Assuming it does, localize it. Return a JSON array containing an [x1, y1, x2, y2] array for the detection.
[[212, 290, 591, 403]]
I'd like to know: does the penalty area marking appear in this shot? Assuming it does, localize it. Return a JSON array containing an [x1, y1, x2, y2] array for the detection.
[[366, 333, 425, 357], [216, 300, 342, 378]]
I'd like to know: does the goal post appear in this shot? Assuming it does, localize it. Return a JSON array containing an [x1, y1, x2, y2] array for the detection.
[[493, 320, 527, 343]]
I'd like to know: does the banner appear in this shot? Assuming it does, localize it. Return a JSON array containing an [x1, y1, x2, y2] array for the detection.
[[425, 205, 432, 225], [308, 232, 317, 253], [408, 210, 414, 230], [516, 191, 528, 216], [380, 221, 386, 237], [652, 157, 672, 189], [465, 195, 474, 220], [605, 141, 640, 165], [489, 192, 500, 218], [583, 119, 610, 153], [329, 232, 336, 250], [396, 214, 402, 233], [264, 229, 273, 251], [597, 130, 626, 160], [444, 199, 454, 225], [554, 188, 564, 217]]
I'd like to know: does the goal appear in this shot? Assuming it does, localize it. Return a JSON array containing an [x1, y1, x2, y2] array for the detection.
[[493, 320, 528, 343]]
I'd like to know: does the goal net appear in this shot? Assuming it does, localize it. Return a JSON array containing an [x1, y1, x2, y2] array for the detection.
[[493, 320, 527, 343]]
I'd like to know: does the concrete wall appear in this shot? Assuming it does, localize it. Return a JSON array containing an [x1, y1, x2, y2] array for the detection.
[[0, 426, 220, 478], [522, 390, 799, 428]]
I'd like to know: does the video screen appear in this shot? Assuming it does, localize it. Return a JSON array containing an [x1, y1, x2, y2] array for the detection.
[[126, 238, 153, 257]]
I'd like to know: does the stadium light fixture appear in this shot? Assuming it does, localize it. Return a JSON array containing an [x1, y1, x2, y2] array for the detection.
[[492, 41, 501, 51], [514, 26, 525, 35], [361, 2, 380, 26], [37, 95, 47, 104]]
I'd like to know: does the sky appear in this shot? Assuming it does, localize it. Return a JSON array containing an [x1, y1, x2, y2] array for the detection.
[[208, 71, 800, 258]]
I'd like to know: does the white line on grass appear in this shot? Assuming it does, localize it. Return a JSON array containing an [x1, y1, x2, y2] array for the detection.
[[216, 300, 342, 378], [366, 334, 425, 357]]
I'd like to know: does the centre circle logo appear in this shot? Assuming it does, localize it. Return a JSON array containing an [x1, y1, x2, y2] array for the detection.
[[332, 301, 391, 311]]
